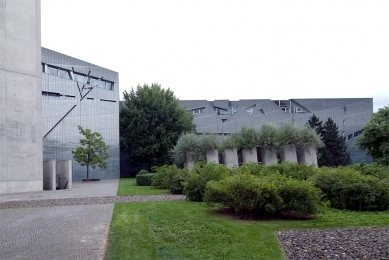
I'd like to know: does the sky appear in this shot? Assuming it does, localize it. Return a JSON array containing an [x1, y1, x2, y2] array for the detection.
[[41, 0, 389, 111]]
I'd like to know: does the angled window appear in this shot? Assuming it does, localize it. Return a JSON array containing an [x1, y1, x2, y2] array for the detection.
[[47, 66, 58, 76], [58, 68, 71, 79], [73, 72, 86, 83], [246, 105, 255, 115]]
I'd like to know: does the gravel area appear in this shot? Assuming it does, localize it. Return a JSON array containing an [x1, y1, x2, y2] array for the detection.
[[0, 194, 186, 209], [277, 226, 389, 260]]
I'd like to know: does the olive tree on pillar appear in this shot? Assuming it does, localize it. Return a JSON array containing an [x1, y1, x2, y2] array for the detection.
[[72, 126, 109, 182]]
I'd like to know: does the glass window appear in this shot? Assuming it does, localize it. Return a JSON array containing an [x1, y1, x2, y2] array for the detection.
[[73, 73, 86, 83], [58, 69, 70, 79], [106, 82, 112, 90], [47, 66, 58, 76], [42, 64, 45, 73]]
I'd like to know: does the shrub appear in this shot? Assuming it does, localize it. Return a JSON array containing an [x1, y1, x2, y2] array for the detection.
[[164, 165, 191, 194], [263, 173, 321, 216], [136, 173, 154, 186], [311, 167, 389, 211], [258, 123, 278, 150], [183, 162, 230, 201], [137, 169, 149, 175], [204, 174, 282, 218], [276, 122, 300, 148], [238, 126, 259, 149], [345, 161, 389, 180], [262, 162, 317, 180], [200, 134, 220, 152], [151, 165, 170, 189], [232, 162, 264, 176], [220, 133, 240, 151], [295, 126, 323, 149]]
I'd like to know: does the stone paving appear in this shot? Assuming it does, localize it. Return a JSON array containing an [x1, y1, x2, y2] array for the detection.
[[0, 204, 113, 260]]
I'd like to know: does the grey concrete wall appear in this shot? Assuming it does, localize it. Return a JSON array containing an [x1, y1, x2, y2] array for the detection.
[[0, 0, 42, 194], [57, 160, 72, 189], [297, 146, 318, 167], [185, 159, 195, 170], [260, 148, 278, 165], [280, 145, 298, 163], [223, 148, 238, 169], [242, 147, 258, 163], [43, 160, 56, 190], [206, 150, 219, 163]]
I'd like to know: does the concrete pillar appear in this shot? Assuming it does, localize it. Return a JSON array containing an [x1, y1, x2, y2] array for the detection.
[[57, 160, 72, 189], [260, 147, 278, 165], [206, 149, 219, 163], [43, 160, 56, 190], [297, 146, 318, 167], [280, 144, 298, 163], [185, 159, 195, 170], [0, 1, 42, 194], [242, 147, 258, 163], [223, 148, 238, 169]]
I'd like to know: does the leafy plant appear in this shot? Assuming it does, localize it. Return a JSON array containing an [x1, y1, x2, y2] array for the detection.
[[200, 134, 220, 152], [237, 126, 259, 149], [295, 126, 323, 149], [173, 133, 201, 167], [72, 125, 109, 182], [276, 122, 300, 148], [257, 123, 278, 150], [262, 162, 317, 180], [220, 133, 240, 151], [136, 173, 154, 186]]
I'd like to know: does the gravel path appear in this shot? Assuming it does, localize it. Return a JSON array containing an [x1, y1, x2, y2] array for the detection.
[[0, 194, 186, 209], [277, 226, 389, 260]]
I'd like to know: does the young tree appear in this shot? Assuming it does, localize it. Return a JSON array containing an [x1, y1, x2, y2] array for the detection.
[[321, 118, 352, 167], [305, 114, 324, 136], [72, 126, 109, 182], [120, 83, 195, 171], [355, 105, 389, 165]]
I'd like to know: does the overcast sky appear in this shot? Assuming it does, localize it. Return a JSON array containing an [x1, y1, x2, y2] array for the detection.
[[41, 0, 389, 111]]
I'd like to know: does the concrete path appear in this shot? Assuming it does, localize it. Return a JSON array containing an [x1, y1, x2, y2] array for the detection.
[[0, 180, 119, 260]]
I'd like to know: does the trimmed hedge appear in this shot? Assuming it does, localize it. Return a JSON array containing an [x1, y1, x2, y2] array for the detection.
[[136, 173, 154, 186], [204, 172, 321, 218], [311, 167, 389, 211]]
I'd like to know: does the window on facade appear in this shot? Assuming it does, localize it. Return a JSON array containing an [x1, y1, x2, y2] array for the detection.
[[192, 108, 203, 114], [73, 73, 85, 83], [246, 106, 255, 115], [58, 68, 70, 79], [296, 107, 304, 113], [47, 66, 58, 76]]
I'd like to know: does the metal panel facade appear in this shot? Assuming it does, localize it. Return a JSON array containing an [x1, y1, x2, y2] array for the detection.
[[42, 48, 119, 181]]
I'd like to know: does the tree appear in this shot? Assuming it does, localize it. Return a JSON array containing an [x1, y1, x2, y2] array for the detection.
[[120, 83, 195, 171], [306, 115, 351, 167], [355, 105, 389, 165], [72, 126, 109, 182], [321, 118, 352, 167]]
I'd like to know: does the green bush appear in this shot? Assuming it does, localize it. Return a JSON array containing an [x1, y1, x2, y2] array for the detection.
[[164, 165, 191, 194], [345, 162, 389, 180], [264, 174, 321, 216], [136, 173, 154, 186], [262, 162, 317, 180], [173, 133, 201, 167], [151, 165, 170, 189], [183, 162, 230, 201], [232, 162, 264, 176], [311, 167, 389, 211], [204, 174, 282, 218]]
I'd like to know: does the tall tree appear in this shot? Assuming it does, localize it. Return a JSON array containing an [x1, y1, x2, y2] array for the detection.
[[72, 126, 109, 182], [321, 118, 352, 167], [120, 83, 195, 170], [355, 105, 389, 165], [306, 115, 351, 167]]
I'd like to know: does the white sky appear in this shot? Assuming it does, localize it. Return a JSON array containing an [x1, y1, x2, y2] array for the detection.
[[41, 0, 389, 111]]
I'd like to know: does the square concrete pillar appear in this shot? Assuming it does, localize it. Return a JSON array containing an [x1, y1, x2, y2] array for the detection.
[[206, 149, 219, 163], [223, 148, 238, 169], [297, 146, 318, 167], [280, 145, 298, 163], [43, 159, 56, 190], [57, 160, 72, 189], [185, 159, 195, 170], [242, 147, 258, 163], [260, 147, 278, 165]]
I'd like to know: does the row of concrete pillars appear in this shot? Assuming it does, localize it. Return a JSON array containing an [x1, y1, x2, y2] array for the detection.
[[186, 145, 318, 169], [43, 160, 72, 190]]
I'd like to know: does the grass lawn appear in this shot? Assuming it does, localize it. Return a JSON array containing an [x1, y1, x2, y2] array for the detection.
[[105, 199, 389, 260], [116, 178, 170, 196]]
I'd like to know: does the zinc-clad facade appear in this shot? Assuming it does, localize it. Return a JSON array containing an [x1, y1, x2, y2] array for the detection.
[[42, 48, 120, 181]]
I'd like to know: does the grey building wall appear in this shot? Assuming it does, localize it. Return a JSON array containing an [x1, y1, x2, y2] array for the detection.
[[179, 98, 373, 164], [0, 0, 43, 194], [42, 48, 120, 181]]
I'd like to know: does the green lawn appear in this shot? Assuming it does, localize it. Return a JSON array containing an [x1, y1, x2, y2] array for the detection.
[[116, 178, 170, 196], [105, 200, 389, 260]]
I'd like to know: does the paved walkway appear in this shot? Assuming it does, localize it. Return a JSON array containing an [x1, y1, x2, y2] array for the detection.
[[0, 180, 119, 260]]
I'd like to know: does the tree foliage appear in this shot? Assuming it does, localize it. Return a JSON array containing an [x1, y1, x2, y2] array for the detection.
[[306, 115, 351, 167], [355, 105, 389, 165], [72, 126, 109, 181], [120, 83, 195, 170]]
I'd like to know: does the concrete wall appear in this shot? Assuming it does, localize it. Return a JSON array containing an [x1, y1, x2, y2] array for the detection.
[[242, 147, 258, 163], [206, 150, 219, 163], [223, 148, 238, 169], [280, 145, 298, 163], [297, 146, 318, 167], [43, 159, 56, 190], [57, 160, 72, 189], [0, 0, 42, 194], [260, 148, 278, 165]]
